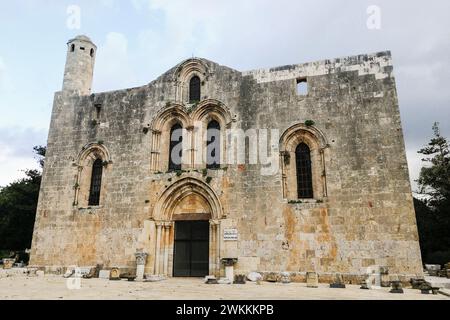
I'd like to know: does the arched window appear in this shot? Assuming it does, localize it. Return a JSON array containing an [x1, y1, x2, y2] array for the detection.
[[189, 76, 201, 103], [169, 123, 183, 171], [90, 48, 94, 57], [207, 120, 220, 169], [88, 159, 103, 206], [295, 143, 313, 199], [70, 44, 75, 52]]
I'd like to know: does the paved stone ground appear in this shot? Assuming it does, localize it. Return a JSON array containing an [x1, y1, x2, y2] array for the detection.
[[0, 276, 449, 300], [425, 276, 450, 289]]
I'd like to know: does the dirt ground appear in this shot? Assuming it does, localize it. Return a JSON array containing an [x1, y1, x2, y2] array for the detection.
[[0, 275, 448, 300]]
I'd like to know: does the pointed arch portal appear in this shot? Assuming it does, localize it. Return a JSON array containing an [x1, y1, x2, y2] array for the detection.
[[150, 178, 223, 277]]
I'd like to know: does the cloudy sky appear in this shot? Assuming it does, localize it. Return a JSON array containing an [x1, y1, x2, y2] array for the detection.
[[0, 0, 449, 193]]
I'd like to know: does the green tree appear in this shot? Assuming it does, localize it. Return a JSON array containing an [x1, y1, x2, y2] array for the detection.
[[415, 123, 450, 265], [0, 146, 45, 253]]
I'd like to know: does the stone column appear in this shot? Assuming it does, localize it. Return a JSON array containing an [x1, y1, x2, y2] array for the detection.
[[163, 223, 171, 276], [320, 148, 327, 197], [135, 251, 148, 281], [151, 130, 161, 171], [209, 222, 214, 275], [211, 220, 221, 276], [280, 151, 288, 199], [186, 126, 195, 169], [154, 223, 162, 275], [73, 166, 83, 205], [159, 225, 165, 275]]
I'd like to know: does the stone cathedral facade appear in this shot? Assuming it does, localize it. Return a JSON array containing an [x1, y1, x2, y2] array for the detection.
[[30, 35, 423, 282]]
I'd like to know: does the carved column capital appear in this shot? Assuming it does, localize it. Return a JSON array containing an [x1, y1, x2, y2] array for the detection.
[[135, 252, 148, 266], [163, 221, 173, 228], [210, 219, 220, 226], [155, 221, 165, 227]]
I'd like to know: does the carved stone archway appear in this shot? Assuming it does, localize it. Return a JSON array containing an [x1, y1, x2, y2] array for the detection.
[[150, 178, 223, 277]]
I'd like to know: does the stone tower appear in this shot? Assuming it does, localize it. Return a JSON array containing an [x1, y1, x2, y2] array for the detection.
[[62, 35, 96, 95]]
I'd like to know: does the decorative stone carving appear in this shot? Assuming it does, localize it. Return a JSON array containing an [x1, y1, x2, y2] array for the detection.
[[135, 252, 148, 266], [2, 259, 15, 270], [221, 258, 238, 267], [280, 272, 291, 284], [221, 258, 238, 283], [135, 251, 148, 281], [109, 267, 121, 280]]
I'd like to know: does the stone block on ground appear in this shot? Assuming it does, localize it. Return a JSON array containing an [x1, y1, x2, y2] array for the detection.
[[410, 277, 426, 290], [360, 279, 370, 290], [205, 275, 218, 284], [218, 278, 232, 284], [234, 274, 246, 284], [2, 259, 15, 270], [247, 272, 262, 282], [330, 273, 346, 288], [265, 272, 278, 283], [109, 267, 121, 280], [425, 264, 441, 277], [280, 272, 291, 284], [99, 270, 110, 279], [389, 281, 404, 294], [306, 272, 318, 288]]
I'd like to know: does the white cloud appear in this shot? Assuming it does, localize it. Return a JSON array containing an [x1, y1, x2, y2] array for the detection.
[[0, 143, 38, 186], [0, 127, 46, 187], [93, 32, 138, 92], [86, 0, 450, 191]]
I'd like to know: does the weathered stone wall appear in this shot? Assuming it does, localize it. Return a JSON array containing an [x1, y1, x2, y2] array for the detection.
[[30, 49, 423, 279]]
